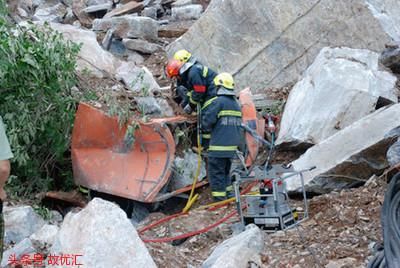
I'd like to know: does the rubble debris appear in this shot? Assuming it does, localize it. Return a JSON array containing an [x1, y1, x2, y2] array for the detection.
[[169, 150, 207, 191], [202, 224, 265, 268], [102, 28, 114, 50], [63, 7, 77, 24], [33, 3, 67, 22], [92, 15, 159, 40], [87, 0, 112, 6], [135, 96, 162, 115], [82, 2, 112, 14], [50, 23, 122, 77], [1, 238, 36, 268], [127, 51, 145, 64], [116, 62, 161, 93], [171, 4, 203, 21], [123, 38, 162, 54], [104, 1, 144, 18], [386, 138, 400, 166], [29, 224, 59, 249], [4, 206, 45, 245], [141, 6, 157, 19], [156, 98, 175, 117], [277, 47, 397, 148], [380, 43, 400, 74], [50, 198, 157, 267], [72, 0, 93, 27], [285, 103, 400, 193], [168, 0, 397, 90], [172, 0, 194, 7], [158, 20, 192, 38]]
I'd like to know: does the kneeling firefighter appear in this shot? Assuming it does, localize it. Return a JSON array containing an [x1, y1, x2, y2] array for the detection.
[[201, 73, 244, 201], [165, 49, 218, 114]]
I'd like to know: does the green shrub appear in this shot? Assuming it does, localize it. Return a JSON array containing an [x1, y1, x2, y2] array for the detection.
[[0, 4, 81, 198]]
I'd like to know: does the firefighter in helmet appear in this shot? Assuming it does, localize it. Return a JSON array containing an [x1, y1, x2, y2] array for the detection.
[[201, 73, 243, 201]]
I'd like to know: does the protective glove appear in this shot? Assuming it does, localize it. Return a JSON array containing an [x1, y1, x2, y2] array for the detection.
[[183, 104, 193, 114]]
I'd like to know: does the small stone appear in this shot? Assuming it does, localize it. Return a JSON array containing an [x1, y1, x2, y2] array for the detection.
[[123, 38, 162, 54], [171, 4, 203, 20]]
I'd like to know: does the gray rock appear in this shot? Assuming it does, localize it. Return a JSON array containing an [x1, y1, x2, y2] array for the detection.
[[387, 138, 400, 166], [286, 103, 400, 193], [172, 0, 194, 7], [86, 0, 112, 6], [32, 0, 45, 8], [277, 47, 397, 148], [63, 7, 77, 24], [61, 0, 73, 7], [102, 29, 114, 50], [202, 224, 264, 268], [29, 224, 59, 248], [156, 99, 175, 117], [380, 44, 400, 74], [167, 0, 396, 91], [49, 198, 156, 268], [17, 7, 29, 18], [33, 3, 67, 22], [50, 23, 122, 78], [170, 150, 206, 190], [83, 2, 112, 13], [171, 4, 203, 21], [126, 51, 145, 64], [4, 206, 45, 245], [116, 62, 160, 93], [123, 38, 162, 54], [1, 238, 36, 268], [49, 210, 63, 226], [135, 96, 162, 115], [141, 6, 157, 19], [92, 15, 159, 41], [366, 0, 400, 42]]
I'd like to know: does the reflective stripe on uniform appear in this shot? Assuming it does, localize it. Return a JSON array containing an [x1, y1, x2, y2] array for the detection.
[[187, 91, 198, 104], [202, 134, 211, 139], [202, 97, 217, 110], [209, 145, 238, 151], [203, 66, 208, 78], [217, 110, 242, 118], [226, 185, 233, 192], [212, 191, 226, 197]]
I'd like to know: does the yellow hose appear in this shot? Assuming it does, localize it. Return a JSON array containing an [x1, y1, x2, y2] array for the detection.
[[182, 105, 203, 213]]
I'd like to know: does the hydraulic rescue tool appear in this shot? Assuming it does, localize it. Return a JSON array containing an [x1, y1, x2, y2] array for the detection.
[[233, 116, 315, 232]]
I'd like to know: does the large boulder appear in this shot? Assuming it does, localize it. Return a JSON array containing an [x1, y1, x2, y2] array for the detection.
[[4, 206, 45, 245], [49, 198, 156, 268], [92, 15, 159, 41], [286, 103, 400, 193], [49, 23, 122, 77], [167, 0, 397, 91], [202, 224, 265, 268], [366, 0, 400, 42], [277, 47, 397, 148]]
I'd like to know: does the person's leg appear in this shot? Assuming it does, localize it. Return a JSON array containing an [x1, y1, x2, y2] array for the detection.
[[208, 157, 227, 202], [224, 158, 234, 198]]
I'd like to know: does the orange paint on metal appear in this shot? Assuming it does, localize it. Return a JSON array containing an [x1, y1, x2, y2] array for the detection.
[[239, 88, 262, 166], [71, 103, 176, 203]]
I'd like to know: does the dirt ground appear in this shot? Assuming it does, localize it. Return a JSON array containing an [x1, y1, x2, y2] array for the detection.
[[140, 175, 386, 267]]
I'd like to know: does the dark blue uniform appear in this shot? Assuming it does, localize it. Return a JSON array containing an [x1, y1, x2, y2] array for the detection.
[[201, 95, 243, 200], [177, 62, 218, 108]]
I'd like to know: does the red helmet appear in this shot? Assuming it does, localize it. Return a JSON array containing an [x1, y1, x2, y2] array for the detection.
[[166, 59, 184, 78]]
